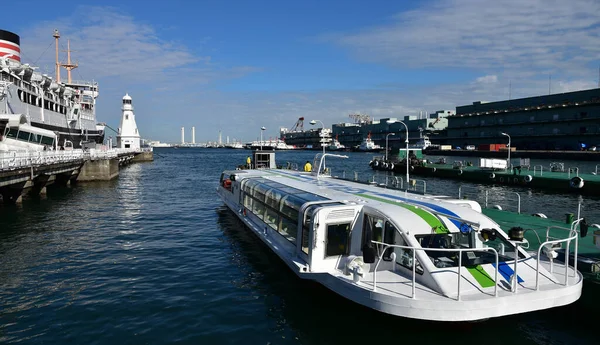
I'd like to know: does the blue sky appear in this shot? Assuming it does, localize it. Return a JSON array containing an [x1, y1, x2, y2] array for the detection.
[[5, 0, 600, 143]]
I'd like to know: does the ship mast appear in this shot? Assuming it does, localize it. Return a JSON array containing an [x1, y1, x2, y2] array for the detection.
[[61, 39, 78, 83], [53, 29, 78, 84]]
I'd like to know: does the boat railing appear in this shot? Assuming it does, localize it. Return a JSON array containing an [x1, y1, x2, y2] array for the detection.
[[458, 185, 521, 214], [533, 165, 544, 176], [535, 223, 579, 290], [370, 241, 499, 301], [408, 178, 427, 194], [567, 167, 579, 178], [314, 153, 348, 179]]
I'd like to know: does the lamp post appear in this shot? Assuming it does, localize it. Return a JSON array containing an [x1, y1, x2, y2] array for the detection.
[[387, 120, 409, 189], [260, 126, 266, 150], [501, 132, 511, 171], [385, 133, 395, 161], [309, 120, 326, 155]]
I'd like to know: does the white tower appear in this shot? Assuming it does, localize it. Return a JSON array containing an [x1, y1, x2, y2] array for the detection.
[[117, 93, 140, 150], [192, 126, 196, 144], [181, 127, 185, 144]]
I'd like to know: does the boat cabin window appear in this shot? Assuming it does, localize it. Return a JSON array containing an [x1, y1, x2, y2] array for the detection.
[[326, 223, 351, 257], [240, 177, 327, 246], [17, 130, 30, 141], [302, 205, 320, 254], [361, 214, 396, 261], [6, 128, 18, 139], [41, 136, 54, 146], [416, 232, 524, 269]]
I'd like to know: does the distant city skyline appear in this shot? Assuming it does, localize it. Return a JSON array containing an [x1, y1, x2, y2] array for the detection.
[[6, 0, 600, 142]]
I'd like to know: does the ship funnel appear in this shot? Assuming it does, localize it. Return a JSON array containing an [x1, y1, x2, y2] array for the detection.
[[0, 29, 21, 63]]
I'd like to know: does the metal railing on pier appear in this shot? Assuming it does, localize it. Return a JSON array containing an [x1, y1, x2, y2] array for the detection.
[[0, 147, 142, 172]]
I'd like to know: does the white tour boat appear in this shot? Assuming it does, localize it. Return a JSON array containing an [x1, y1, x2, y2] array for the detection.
[[217, 152, 582, 321]]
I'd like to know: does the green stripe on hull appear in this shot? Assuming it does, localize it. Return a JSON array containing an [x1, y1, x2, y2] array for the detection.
[[357, 193, 449, 233], [466, 265, 496, 288]]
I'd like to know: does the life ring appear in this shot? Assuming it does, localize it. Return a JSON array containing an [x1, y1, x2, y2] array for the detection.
[[532, 213, 547, 218], [524, 175, 533, 183], [457, 169, 463, 175], [369, 160, 374, 167], [570, 176, 584, 189], [390, 163, 394, 170], [432, 167, 436, 172], [489, 173, 495, 179], [410, 165, 415, 171], [374, 160, 379, 167], [383, 162, 389, 169], [513, 178, 519, 184]]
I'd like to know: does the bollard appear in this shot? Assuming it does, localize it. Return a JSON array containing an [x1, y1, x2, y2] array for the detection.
[[565, 213, 574, 224]]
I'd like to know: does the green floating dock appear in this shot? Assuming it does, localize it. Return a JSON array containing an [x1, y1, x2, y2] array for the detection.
[[410, 164, 600, 195], [482, 208, 600, 281]]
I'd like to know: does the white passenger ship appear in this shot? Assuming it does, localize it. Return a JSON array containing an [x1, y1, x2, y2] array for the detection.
[[217, 151, 583, 321], [0, 29, 104, 148]]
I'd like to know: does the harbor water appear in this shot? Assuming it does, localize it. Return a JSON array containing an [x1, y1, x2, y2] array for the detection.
[[1, 148, 599, 344]]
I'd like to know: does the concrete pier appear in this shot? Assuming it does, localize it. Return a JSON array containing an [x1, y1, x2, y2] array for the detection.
[[133, 151, 154, 162], [78, 158, 120, 181]]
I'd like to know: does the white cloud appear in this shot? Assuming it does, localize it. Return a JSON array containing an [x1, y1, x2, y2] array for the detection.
[[322, 0, 600, 81], [475, 75, 497, 84], [17, 6, 258, 88]]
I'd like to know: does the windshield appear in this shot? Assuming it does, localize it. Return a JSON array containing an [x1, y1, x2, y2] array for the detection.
[[416, 232, 525, 269]]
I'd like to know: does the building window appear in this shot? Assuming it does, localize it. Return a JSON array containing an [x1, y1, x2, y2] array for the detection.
[[529, 128, 534, 134], [553, 128, 559, 134], [530, 116, 535, 122], [580, 126, 587, 134], [553, 114, 559, 121], [480, 120, 485, 125], [498, 119, 503, 124], [125, 114, 129, 120], [480, 131, 485, 137], [464, 121, 469, 126], [580, 112, 588, 118]]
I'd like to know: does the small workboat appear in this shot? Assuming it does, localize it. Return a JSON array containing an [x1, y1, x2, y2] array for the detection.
[[217, 151, 582, 321]]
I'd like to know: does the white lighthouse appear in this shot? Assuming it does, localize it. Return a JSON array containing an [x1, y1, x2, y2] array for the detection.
[[117, 93, 140, 150]]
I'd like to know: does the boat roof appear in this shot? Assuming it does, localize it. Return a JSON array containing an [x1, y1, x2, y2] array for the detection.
[[225, 168, 500, 235]]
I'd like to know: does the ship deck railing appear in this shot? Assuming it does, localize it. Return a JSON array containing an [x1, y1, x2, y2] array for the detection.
[[368, 229, 578, 301]]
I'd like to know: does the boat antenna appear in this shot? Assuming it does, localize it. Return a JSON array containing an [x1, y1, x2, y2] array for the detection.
[[548, 74, 551, 95]]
